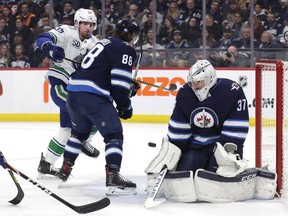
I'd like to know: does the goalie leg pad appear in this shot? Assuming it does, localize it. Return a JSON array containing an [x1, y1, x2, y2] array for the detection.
[[163, 171, 197, 202], [254, 168, 277, 200], [145, 136, 181, 174], [195, 168, 257, 203]]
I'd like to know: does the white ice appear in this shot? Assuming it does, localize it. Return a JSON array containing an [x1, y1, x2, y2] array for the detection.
[[0, 122, 287, 216]]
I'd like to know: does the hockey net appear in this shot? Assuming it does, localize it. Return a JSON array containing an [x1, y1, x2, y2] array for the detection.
[[255, 60, 288, 197]]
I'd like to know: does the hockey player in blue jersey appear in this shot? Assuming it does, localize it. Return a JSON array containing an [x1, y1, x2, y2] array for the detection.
[[167, 59, 249, 173], [35, 8, 100, 178], [58, 19, 140, 195], [145, 60, 277, 203]]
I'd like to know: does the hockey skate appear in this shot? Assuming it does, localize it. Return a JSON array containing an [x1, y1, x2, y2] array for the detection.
[[105, 166, 137, 195], [81, 141, 100, 158], [58, 159, 74, 182], [37, 153, 59, 179]]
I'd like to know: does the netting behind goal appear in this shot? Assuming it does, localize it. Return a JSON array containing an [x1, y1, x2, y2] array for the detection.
[[255, 60, 288, 197]]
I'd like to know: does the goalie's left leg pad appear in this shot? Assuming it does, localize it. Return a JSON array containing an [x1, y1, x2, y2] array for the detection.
[[195, 168, 258, 203], [254, 168, 277, 199], [163, 170, 197, 202]]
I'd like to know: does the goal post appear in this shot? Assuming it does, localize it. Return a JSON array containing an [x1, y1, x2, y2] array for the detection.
[[255, 60, 288, 196]]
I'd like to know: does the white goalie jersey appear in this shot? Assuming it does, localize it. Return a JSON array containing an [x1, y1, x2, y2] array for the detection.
[[46, 25, 99, 84]]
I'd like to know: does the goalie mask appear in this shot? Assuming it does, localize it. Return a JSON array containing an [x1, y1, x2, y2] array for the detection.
[[74, 8, 97, 30], [187, 60, 217, 101]]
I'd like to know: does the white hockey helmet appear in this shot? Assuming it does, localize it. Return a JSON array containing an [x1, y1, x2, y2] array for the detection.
[[74, 8, 97, 30], [187, 60, 217, 101]]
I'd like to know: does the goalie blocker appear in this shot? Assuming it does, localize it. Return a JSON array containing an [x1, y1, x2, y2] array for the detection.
[[145, 138, 277, 203]]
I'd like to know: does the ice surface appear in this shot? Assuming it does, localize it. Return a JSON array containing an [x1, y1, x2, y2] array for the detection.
[[0, 122, 287, 216]]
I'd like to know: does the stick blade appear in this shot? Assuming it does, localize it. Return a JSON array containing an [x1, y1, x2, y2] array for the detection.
[[72, 197, 110, 214], [7, 169, 24, 205], [169, 84, 177, 91]]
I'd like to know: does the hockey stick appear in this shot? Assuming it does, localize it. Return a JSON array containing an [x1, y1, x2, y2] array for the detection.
[[0, 151, 24, 205], [0, 151, 110, 214], [144, 166, 168, 208], [134, 79, 177, 91]]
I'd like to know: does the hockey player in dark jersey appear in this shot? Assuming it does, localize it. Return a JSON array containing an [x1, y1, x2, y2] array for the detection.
[[145, 60, 276, 203], [167, 59, 249, 173], [58, 19, 140, 195]]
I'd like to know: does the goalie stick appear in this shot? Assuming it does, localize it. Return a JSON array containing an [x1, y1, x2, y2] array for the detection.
[[144, 166, 168, 208], [0, 151, 24, 205], [0, 151, 110, 214]]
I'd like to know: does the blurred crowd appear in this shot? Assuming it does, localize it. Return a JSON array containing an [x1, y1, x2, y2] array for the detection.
[[0, 0, 288, 68]]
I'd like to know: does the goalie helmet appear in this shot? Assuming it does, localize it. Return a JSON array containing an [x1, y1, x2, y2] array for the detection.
[[114, 19, 140, 42], [187, 60, 217, 101], [74, 8, 97, 30]]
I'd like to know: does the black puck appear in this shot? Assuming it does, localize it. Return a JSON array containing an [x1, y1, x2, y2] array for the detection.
[[148, 142, 157, 147]]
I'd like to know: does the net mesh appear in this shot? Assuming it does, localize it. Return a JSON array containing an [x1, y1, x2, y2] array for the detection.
[[258, 61, 288, 197]]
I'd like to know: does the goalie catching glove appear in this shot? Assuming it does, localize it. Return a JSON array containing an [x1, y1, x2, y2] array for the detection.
[[42, 42, 65, 63]]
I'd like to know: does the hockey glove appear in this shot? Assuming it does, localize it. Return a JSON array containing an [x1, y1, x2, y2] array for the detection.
[[129, 81, 140, 98], [42, 42, 65, 63], [117, 106, 133, 120]]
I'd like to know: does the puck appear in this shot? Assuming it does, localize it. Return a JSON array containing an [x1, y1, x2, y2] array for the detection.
[[148, 142, 156, 147]]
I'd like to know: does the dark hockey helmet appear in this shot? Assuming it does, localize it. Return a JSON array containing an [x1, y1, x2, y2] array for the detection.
[[114, 19, 140, 42]]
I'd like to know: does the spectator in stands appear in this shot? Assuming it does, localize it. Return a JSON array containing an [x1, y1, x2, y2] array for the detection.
[[230, 10, 245, 39], [263, 12, 284, 38], [195, 29, 219, 49], [141, 1, 163, 26], [0, 43, 11, 68], [140, 12, 160, 35], [253, 3, 267, 26], [218, 26, 234, 49], [24, 0, 41, 18], [243, 14, 264, 40], [209, 45, 250, 67], [178, 0, 202, 26], [156, 0, 169, 17], [58, 0, 76, 24], [60, 14, 74, 26], [165, 0, 181, 25], [10, 18, 34, 55], [1, 5, 16, 35], [157, 15, 176, 46], [0, 16, 9, 40], [204, 13, 223, 41], [222, 0, 240, 24], [16, 2, 38, 31], [33, 15, 51, 39], [257, 31, 284, 60], [181, 16, 201, 45], [232, 26, 257, 48], [122, 3, 144, 25], [104, 2, 119, 24], [10, 43, 31, 68], [138, 29, 166, 67], [208, 0, 223, 25], [165, 29, 190, 67], [37, 4, 59, 28]]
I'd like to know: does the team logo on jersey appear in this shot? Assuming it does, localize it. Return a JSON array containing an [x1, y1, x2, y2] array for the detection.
[[190, 107, 219, 128], [231, 82, 240, 91]]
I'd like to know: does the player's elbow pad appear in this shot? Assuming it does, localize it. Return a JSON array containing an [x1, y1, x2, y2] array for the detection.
[[36, 32, 53, 51]]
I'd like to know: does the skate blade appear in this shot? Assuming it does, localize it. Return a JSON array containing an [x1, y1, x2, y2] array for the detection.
[[37, 172, 59, 180], [106, 186, 137, 196]]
